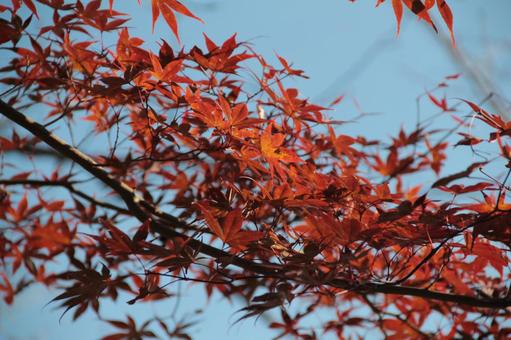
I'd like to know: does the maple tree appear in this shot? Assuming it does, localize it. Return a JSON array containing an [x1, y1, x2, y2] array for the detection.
[[0, 0, 510, 338]]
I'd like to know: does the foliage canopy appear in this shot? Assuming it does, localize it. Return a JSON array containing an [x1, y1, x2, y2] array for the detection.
[[1, 1, 510, 338]]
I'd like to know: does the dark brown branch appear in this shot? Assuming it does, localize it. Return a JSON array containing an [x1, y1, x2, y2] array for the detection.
[[0, 100, 148, 219], [0, 179, 130, 214], [0, 99, 281, 276], [2, 99, 511, 310], [331, 278, 510, 309], [2, 145, 67, 159]]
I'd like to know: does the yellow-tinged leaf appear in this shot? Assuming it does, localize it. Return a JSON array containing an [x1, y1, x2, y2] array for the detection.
[[260, 123, 300, 163]]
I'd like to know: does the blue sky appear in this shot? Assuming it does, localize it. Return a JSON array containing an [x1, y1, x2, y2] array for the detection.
[[1, 0, 510, 339]]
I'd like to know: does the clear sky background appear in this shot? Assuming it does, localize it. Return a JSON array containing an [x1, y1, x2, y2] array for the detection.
[[1, 0, 510, 339]]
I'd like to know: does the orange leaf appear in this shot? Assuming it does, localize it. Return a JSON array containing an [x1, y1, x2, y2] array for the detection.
[[222, 208, 243, 243], [151, 0, 160, 33], [403, 0, 437, 32], [151, 0, 203, 42], [227, 231, 264, 247], [436, 0, 455, 46], [23, 0, 38, 18], [260, 123, 299, 163], [196, 203, 224, 240], [166, 0, 203, 22], [159, 1, 179, 42], [0, 273, 14, 304], [391, 0, 403, 35]]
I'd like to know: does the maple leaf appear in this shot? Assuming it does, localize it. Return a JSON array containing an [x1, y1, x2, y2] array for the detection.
[[29, 218, 73, 254], [377, 0, 456, 44], [436, 0, 455, 46], [463, 192, 511, 213], [391, 0, 403, 35], [4, 0, 511, 337], [50, 265, 111, 320], [437, 182, 492, 195], [471, 242, 508, 275], [454, 133, 483, 147], [432, 161, 486, 187], [150, 0, 203, 42], [62, 34, 97, 74], [299, 213, 362, 247], [149, 52, 183, 81], [427, 92, 452, 111], [260, 123, 300, 163], [86, 219, 136, 255], [11, 0, 38, 18], [191, 34, 253, 73], [102, 316, 157, 340], [196, 204, 263, 248], [461, 99, 511, 140], [0, 273, 14, 304], [402, 0, 437, 32]]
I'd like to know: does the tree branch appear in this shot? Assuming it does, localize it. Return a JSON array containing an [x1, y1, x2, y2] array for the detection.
[[0, 179, 130, 214], [2, 99, 511, 310]]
